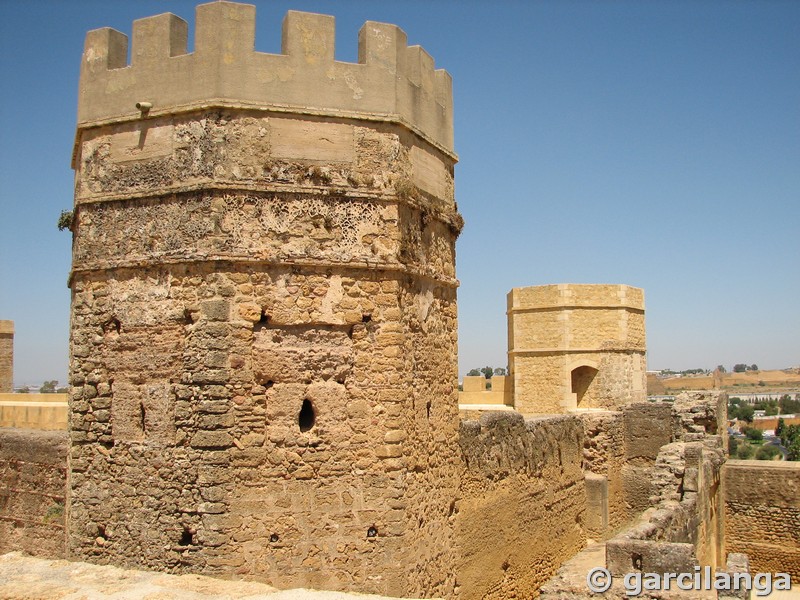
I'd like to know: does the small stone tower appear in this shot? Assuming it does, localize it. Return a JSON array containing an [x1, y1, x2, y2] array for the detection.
[[67, 3, 461, 596], [0, 321, 13, 392], [507, 284, 646, 414]]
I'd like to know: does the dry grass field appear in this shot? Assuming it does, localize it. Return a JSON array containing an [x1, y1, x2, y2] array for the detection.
[[652, 369, 800, 394]]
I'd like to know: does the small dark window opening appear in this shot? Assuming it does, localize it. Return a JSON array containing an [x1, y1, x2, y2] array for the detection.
[[426, 400, 432, 420], [367, 526, 378, 538], [632, 552, 643, 570], [179, 528, 193, 546], [299, 399, 315, 432], [254, 310, 270, 332], [139, 402, 147, 434], [361, 314, 372, 323], [269, 533, 279, 543]]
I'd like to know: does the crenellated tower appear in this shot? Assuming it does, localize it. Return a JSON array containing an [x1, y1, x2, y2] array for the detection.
[[67, 3, 461, 596]]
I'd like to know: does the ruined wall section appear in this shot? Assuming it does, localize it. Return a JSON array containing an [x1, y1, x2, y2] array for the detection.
[[0, 429, 68, 558], [455, 412, 586, 599], [581, 411, 627, 539], [68, 5, 461, 597], [0, 321, 13, 393], [724, 461, 800, 578], [507, 284, 646, 414]]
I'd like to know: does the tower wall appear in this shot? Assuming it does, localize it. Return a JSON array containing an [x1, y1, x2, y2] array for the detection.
[[507, 284, 646, 414], [67, 3, 461, 596], [0, 321, 13, 393]]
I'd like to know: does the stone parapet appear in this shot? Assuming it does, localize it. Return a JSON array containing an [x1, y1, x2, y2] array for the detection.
[[0, 429, 68, 558], [76, 2, 454, 156], [0, 394, 69, 430]]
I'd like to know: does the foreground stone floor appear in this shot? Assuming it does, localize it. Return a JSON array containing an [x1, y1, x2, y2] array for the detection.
[[0, 553, 420, 600]]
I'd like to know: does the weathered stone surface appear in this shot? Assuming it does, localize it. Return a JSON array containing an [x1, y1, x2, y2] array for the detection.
[[0, 429, 68, 558], [724, 460, 800, 578]]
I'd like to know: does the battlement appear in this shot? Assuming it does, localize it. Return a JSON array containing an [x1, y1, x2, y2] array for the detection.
[[508, 284, 645, 313], [78, 2, 454, 154]]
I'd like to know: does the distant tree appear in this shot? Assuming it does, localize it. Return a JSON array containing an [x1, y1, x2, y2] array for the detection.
[[745, 428, 763, 442], [765, 405, 779, 416], [779, 395, 800, 415], [787, 437, 800, 462], [737, 404, 755, 423], [780, 425, 800, 449], [729, 397, 742, 406], [493, 367, 506, 376], [776, 418, 786, 439], [56, 386, 69, 393], [755, 445, 780, 460], [466, 369, 481, 377], [728, 435, 739, 456], [757, 380, 766, 387], [736, 444, 754, 460], [480, 366, 493, 379], [39, 380, 58, 394], [17, 386, 30, 394], [733, 364, 748, 373], [748, 364, 759, 371], [716, 365, 727, 373]]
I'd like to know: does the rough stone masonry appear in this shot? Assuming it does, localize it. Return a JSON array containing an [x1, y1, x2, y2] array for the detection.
[[67, 3, 462, 597]]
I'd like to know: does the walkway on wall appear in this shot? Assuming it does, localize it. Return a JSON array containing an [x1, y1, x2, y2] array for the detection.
[[0, 553, 427, 600]]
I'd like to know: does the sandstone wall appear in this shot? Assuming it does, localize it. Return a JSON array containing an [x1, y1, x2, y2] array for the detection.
[[0, 321, 13, 393], [0, 393, 68, 430], [724, 460, 800, 578], [0, 428, 68, 558], [68, 6, 462, 597], [455, 412, 586, 599]]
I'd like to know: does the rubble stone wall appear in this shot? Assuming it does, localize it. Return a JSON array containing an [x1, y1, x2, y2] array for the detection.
[[455, 412, 586, 599], [724, 460, 800, 578], [0, 428, 68, 558]]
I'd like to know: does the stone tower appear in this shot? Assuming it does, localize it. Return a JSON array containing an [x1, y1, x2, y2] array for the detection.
[[0, 321, 13, 393], [67, 3, 461, 596], [507, 284, 646, 414]]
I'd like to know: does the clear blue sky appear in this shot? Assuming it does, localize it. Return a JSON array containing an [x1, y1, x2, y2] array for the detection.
[[0, 1, 798, 387]]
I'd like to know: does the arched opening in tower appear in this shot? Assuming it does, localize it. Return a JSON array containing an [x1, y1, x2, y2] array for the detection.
[[571, 365, 599, 408]]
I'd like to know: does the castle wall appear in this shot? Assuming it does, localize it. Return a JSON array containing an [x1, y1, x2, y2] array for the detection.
[[67, 5, 462, 597], [0, 393, 68, 430], [455, 412, 586, 599], [0, 321, 13, 393], [0, 428, 68, 558], [724, 460, 800, 578], [507, 284, 646, 414]]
